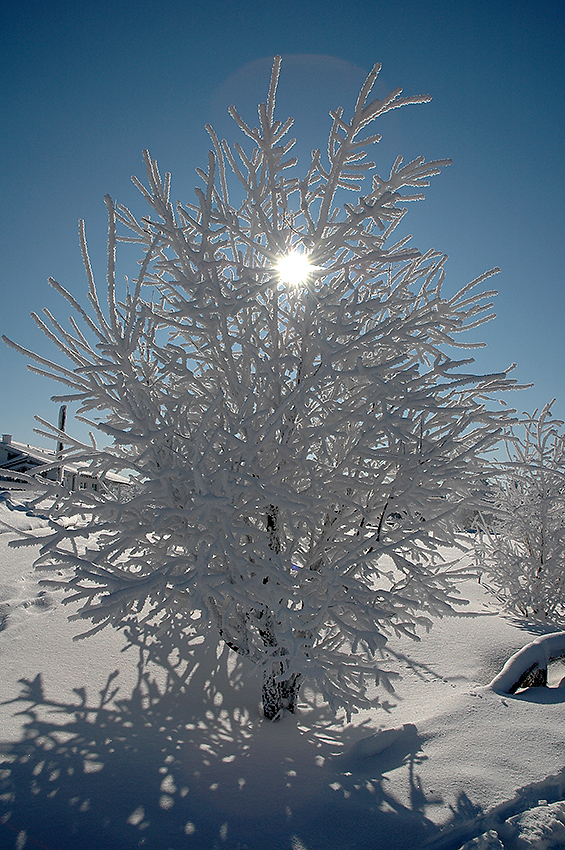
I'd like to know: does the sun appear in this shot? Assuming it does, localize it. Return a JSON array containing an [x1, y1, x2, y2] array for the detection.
[[276, 251, 313, 286]]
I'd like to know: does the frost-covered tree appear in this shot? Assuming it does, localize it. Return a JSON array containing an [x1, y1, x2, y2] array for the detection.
[[3, 58, 516, 719], [479, 402, 565, 621]]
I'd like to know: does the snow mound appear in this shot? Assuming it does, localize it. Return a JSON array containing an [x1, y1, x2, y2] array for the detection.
[[489, 632, 565, 694], [346, 723, 416, 759], [457, 830, 504, 849], [0, 496, 48, 533], [452, 803, 565, 849], [507, 801, 565, 849]]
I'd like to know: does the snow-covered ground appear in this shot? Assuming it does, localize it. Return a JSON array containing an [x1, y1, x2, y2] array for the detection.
[[1, 495, 565, 850]]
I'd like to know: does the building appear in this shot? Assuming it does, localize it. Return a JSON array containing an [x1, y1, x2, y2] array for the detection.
[[0, 434, 129, 493]]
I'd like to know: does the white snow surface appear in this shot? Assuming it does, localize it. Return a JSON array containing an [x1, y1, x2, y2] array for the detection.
[[1, 496, 565, 850]]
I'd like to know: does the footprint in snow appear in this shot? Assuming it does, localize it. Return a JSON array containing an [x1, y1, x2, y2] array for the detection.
[[0, 592, 54, 632]]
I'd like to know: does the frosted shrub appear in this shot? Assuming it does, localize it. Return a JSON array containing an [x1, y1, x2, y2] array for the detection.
[[480, 402, 565, 621], [4, 58, 516, 718]]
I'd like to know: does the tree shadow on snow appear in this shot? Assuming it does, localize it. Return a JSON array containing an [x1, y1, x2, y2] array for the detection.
[[425, 767, 565, 850], [0, 626, 442, 850], [504, 615, 565, 637]]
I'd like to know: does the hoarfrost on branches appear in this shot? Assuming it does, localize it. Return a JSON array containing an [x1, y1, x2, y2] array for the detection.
[[479, 402, 565, 622], [3, 57, 517, 719]]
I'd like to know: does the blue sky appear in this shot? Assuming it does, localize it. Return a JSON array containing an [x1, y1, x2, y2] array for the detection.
[[1, 0, 563, 446]]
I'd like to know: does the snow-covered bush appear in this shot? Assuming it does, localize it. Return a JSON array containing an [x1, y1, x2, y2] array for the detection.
[[4, 58, 516, 718], [479, 402, 565, 621]]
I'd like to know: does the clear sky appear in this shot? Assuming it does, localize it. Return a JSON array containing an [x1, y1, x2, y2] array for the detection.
[[1, 0, 563, 447]]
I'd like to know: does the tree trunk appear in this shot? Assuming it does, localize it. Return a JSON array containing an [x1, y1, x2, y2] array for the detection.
[[262, 662, 301, 720]]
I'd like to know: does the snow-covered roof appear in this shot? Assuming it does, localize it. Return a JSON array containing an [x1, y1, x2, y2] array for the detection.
[[2, 439, 57, 465], [0, 437, 130, 484]]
